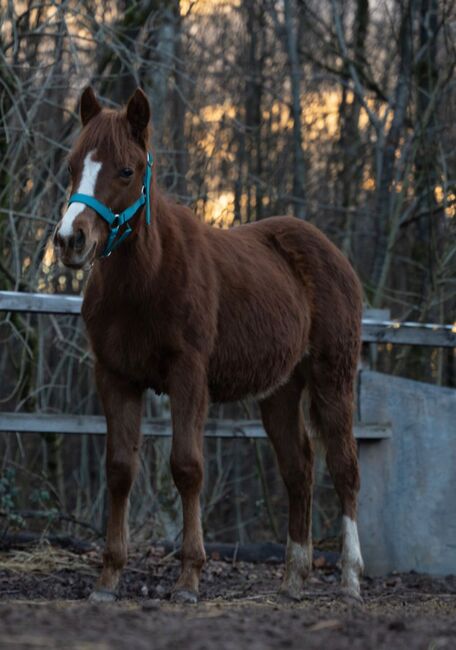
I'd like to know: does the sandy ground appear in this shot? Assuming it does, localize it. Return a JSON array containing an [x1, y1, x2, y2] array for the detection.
[[0, 544, 455, 649]]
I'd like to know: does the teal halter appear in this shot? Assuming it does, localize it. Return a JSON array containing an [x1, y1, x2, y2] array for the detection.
[[68, 152, 153, 257]]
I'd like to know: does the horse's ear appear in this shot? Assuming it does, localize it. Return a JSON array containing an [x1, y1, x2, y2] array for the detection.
[[80, 87, 101, 126], [126, 88, 150, 145]]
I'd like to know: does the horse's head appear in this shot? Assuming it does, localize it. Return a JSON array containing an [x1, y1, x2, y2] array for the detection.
[[54, 87, 151, 268]]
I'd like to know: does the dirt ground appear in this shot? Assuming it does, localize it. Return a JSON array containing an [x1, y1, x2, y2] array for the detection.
[[0, 544, 455, 649]]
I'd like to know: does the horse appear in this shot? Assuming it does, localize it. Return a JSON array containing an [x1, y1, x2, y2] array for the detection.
[[53, 87, 364, 604]]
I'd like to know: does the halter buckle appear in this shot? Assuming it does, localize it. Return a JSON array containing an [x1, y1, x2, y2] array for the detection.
[[112, 214, 120, 229]]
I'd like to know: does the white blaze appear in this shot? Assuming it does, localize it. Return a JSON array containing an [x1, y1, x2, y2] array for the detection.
[[59, 151, 102, 237]]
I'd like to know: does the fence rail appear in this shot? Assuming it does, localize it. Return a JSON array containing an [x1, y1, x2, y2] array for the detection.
[[0, 412, 391, 440], [1, 290, 455, 347], [0, 290, 453, 441]]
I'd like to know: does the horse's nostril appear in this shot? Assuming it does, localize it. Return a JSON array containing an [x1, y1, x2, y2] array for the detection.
[[75, 228, 85, 250], [53, 227, 86, 256], [53, 230, 64, 248]]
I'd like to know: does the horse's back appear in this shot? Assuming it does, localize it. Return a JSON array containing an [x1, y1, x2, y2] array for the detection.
[[207, 214, 362, 330], [205, 215, 361, 402]]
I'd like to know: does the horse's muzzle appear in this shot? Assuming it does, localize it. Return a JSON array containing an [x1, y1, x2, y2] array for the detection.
[[54, 227, 95, 269]]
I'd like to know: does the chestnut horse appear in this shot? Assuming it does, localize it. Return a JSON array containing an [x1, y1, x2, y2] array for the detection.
[[54, 87, 364, 603]]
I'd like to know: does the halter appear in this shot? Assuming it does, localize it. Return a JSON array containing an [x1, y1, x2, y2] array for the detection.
[[68, 152, 153, 257]]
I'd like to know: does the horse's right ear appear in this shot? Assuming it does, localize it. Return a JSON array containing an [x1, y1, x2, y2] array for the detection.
[[80, 87, 101, 126], [126, 88, 150, 146]]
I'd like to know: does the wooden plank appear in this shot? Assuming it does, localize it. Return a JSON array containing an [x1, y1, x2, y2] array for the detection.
[[1, 291, 455, 347], [0, 413, 265, 438], [362, 319, 456, 347], [354, 422, 392, 440], [0, 291, 82, 315], [0, 412, 391, 440]]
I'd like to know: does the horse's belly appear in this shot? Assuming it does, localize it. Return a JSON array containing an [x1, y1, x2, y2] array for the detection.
[[208, 294, 310, 402], [208, 356, 298, 402]]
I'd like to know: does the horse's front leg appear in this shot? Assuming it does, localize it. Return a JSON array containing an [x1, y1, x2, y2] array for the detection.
[[169, 355, 208, 603], [90, 363, 143, 603]]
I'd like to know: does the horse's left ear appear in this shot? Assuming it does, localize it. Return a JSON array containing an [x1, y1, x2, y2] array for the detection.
[[126, 88, 150, 145], [80, 87, 102, 126]]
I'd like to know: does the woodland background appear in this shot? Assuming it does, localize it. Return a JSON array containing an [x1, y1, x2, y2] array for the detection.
[[0, 0, 455, 548]]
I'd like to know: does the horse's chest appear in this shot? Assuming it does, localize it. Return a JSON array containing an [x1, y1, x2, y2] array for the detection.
[[87, 315, 171, 392]]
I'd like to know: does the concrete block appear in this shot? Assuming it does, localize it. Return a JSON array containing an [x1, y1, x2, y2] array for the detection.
[[358, 370, 456, 576]]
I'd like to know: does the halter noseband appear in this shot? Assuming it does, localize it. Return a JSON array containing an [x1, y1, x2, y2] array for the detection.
[[68, 152, 153, 257]]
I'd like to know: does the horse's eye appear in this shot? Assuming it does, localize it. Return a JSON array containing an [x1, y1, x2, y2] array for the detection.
[[120, 168, 133, 178], [67, 164, 73, 175]]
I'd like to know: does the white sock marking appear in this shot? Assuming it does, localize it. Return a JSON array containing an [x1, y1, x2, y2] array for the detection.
[[282, 534, 312, 596], [287, 535, 312, 574], [341, 515, 364, 592], [59, 151, 101, 237]]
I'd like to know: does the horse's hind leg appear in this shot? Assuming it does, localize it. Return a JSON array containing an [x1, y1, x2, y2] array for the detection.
[[309, 356, 364, 600], [260, 371, 314, 600]]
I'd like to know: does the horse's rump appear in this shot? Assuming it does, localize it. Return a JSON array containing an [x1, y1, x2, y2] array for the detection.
[[205, 216, 361, 402]]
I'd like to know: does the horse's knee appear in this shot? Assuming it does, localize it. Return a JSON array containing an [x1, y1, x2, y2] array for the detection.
[[107, 455, 137, 497], [170, 450, 203, 493]]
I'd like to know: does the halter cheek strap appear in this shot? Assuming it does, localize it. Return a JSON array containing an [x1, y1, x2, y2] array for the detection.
[[68, 152, 153, 257]]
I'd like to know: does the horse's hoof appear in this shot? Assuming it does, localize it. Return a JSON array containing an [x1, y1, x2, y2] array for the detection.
[[171, 589, 198, 604], [89, 589, 117, 603], [341, 586, 363, 605], [278, 583, 302, 602]]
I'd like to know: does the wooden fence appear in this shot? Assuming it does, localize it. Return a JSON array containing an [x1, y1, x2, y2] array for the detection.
[[0, 290, 454, 441], [2, 290, 455, 346], [3, 290, 456, 575]]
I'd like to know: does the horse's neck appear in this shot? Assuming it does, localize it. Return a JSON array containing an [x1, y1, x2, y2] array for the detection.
[[91, 212, 164, 306]]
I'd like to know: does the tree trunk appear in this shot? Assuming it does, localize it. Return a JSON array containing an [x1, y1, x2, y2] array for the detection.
[[338, 0, 369, 256], [284, 0, 306, 219], [372, 0, 415, 305], [171, 8, 189, 200], [412, 0, 439, 310], [244, 0, 265, 222]]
